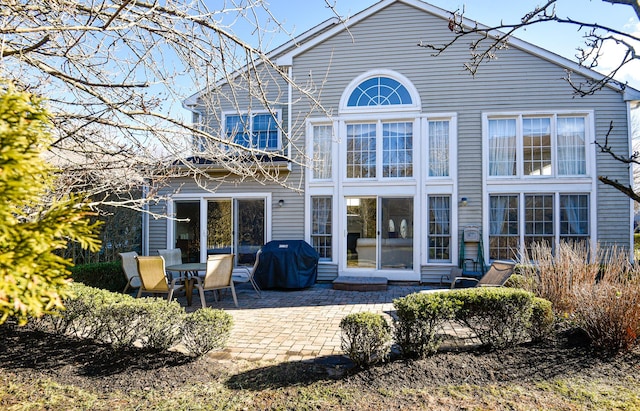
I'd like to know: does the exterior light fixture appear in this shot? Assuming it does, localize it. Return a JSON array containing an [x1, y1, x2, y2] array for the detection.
[[278, 199, 285, 207], [460, 197, 468, 207]]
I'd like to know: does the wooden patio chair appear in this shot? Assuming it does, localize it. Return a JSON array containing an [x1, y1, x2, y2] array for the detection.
[[195, 254, 238, 307], [135, 255, 185, 302]]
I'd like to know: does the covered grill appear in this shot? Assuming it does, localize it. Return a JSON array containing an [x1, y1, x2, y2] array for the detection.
[[254, 240, 319, 290]]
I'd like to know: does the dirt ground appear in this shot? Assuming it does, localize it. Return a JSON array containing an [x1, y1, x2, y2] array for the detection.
[[1, 324, 639, 397]]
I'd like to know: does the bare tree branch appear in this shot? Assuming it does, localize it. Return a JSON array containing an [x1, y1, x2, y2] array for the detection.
[[418, 0, 639, 96], [0, 0, 342, 213]]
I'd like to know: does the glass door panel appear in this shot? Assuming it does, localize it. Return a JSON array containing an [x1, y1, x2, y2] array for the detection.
[[207, 199, 232, 255], [236, 199, 265, 266], [175, 202, 200, 263], [381, 198, 413, 269], [346, 197, 377, 268]]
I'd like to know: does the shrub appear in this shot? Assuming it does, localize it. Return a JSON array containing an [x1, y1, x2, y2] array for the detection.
[[70, 261, 127, 292], [136, 299, 185, 350], [393, 292, 461, 358], [30, 283, 188, 351], [453, 288, 539, 349], [28, 282, 124, 337], [96, 298, 148, 348], [572, 282, 640, 352], [503, 273, 537, 290], [529, 297, 555, 342], [181, 308, 234, 357], [0, 83, 100, 326], [521, 242, 640, 352], [340, 312, 392, 367]]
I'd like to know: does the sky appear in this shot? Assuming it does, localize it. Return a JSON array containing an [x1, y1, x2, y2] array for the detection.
[[219, 0, 640, 90]]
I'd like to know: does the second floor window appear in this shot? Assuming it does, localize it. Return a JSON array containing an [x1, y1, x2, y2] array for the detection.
[[225, 112, 279, 150], [487, 114, 588, 178], [346, 121, 413, 179]]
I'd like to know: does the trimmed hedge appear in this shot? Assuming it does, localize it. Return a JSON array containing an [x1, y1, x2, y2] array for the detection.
[[391, 288, 554, 356], [182, 308, 234, 357], [452, 288, 548, 348], [340, 312, 392, 367], [70, 261, 127, 292], [29, 283, 232, 355], [393, 292, 461, 358]]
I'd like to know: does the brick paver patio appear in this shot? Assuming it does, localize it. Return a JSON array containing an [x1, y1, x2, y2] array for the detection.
[[174, 282, 476, 363]]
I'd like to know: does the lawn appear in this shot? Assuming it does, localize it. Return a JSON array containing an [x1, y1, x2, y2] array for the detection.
[[1, 324, 639, 410]]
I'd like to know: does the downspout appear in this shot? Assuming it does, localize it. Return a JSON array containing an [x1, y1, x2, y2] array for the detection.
[[629, 101, 638, 262], [288, 66, 292, 162], [142, 183, 149, 256]]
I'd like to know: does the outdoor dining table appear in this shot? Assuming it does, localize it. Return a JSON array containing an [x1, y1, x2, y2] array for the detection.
[[166, 262, 206, 306]]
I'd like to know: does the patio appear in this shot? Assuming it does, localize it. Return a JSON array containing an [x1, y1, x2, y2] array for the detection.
[[173, 282, 477, 363]]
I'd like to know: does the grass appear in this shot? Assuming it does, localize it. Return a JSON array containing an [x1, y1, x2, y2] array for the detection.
[[2, 366, 639, 410]]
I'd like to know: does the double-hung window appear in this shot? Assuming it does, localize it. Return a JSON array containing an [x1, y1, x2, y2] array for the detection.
[[225, 112, 280, 150], [311, 196, 332, 260], [427, 195, 451, 262], [312, 125, 333, 180]]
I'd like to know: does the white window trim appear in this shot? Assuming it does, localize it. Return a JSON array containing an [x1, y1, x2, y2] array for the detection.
[[339, 69, 422, 114], [421, 114, 458, 183], [341, 117, 420, 182], [482, 190, 596, 260], [425, 194, 454, 264], [307, 120, 337, 182], [222, 109, 283, 151], [481, 110, 597, 260], [482, 110, 595, 181], [167, 193, 272, 263]]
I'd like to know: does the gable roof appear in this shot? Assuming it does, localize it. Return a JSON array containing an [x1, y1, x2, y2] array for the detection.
[[184, 0, 639, 108]]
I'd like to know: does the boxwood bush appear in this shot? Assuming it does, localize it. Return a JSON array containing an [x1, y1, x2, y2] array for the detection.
[[182, 308, 234, 357], [70, 261, 127, 292], [340, 312, 392, 367], [29, 283, 231, 353], [391, 288, 554, 357], [452, 288, 549, 348], [393, 292, 462, 358]]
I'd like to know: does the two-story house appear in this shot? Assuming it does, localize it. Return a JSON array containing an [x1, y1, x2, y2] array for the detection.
[[145, 0, 639, 284]]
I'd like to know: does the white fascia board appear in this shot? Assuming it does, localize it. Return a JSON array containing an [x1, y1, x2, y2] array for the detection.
[[623, 87, 640, 102]]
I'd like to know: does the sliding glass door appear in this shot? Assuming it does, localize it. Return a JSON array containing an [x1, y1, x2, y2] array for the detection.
[[206, 198, 265, 266], [346, 196, 413, 270]]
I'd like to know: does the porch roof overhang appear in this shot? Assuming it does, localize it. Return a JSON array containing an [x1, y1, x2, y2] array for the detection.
[[173, 155, 292, 172]]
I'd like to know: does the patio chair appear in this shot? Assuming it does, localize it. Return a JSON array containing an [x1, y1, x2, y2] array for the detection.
[[450, 260, 516, 289], [119, 251, 142, 294], [135, 255, 185, 302], [440, 267, 463, 287], [195, 254, 238, 308], [232, 249, 262, 297], [157, 248, 182, 281]]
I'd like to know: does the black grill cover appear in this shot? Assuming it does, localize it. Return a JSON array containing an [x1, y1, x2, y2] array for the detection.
[[254, 240, 319, 290]]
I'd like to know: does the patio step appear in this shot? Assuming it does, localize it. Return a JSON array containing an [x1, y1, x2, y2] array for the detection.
[[332, 276, 388, 291]]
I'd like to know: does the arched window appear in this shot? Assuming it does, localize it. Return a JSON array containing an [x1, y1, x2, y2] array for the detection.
[[346, 76, 412, 107]]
